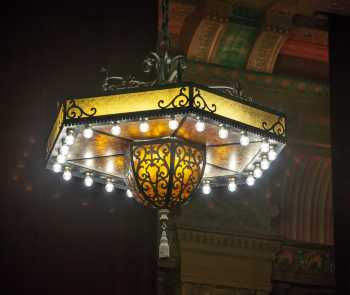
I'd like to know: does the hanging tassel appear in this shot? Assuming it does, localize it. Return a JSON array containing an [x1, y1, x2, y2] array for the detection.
[[158, 209, 170, 259]]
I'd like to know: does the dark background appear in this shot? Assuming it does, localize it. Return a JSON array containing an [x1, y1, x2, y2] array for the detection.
[[2, 1, 350, 294], [1, 1, 158, 294], [329, 14, 350, 295]]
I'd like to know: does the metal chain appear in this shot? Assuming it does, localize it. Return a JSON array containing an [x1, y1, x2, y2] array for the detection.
[[158, 0, 170, 53]]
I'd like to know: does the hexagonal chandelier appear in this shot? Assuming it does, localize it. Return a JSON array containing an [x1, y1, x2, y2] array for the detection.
[[46, 0, 286, 258]]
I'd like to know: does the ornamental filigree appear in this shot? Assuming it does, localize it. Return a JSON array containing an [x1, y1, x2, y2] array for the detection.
[[128, 139, 205, 209], [193, 87, 217, 113], [158, 87, 189, 109], [262, 116, 285, 136], [131, 142, 171, 208], [66, 100, 97, 119]]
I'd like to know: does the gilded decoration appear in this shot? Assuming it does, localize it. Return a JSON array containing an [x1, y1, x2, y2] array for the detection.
[[128, 139, 205, 209], [66, 99, 97, 119]]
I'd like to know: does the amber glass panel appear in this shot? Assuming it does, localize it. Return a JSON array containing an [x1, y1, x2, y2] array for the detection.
[[170, 143, 204, 207], [207, 142, 261, 173], [69, 155, 126, 178], [67, 132, 128, 160]]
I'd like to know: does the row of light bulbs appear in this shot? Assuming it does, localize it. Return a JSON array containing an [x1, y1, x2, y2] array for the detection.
[[79, 118, 252, 146], [53, 122, 278, 197], [59, 167, 134, 197], [201, 142, 278, 194]]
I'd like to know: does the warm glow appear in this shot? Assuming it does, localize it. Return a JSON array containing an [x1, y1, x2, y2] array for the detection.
[[195, 120, 205, 132], [139, 121, 150, 133], [168, 119, 179, 130], [202, 181, 211, 195], [240, 132, 250, 146], [105, 179, 114, 192], [129, 140, 204, 208], [246, 174, 255, 186], [218, 126, 228, 139], [83, 127, 94, 139], [228, 178, 237, 192], [63, 167, 72, 181]]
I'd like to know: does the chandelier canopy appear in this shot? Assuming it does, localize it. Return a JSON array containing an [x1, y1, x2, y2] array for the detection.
[[46, 0, 286, 258]]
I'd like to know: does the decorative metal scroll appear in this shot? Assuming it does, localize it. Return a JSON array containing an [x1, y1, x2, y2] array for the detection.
[[101, 51, 186, 93], [171, 142, 204, 207], [193, 87, 217, 113], [128, 139, 205, 209], [157, 87, 217, 113], [262, 116, 285, 136], [158, 87, 189, 109], [66, 100, 97, 119], [131, 142, 171, 208]]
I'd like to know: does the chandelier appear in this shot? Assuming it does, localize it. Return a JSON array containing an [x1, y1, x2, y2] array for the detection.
[[46, 0, 286, 258]]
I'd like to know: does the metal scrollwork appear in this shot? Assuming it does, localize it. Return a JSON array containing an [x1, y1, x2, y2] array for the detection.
[[66, 100, 97, 119], [170, 143, 204, 207], [209, 80, 253, 102], [262, 116, 285, 136], [193, 87, 217, 113], [129, 139, 205, 209], [158, 87, 189, 109], [131, 143, 171, 207]]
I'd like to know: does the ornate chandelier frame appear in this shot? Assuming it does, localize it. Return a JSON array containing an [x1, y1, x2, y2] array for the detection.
[[46, 0, 286, 258]]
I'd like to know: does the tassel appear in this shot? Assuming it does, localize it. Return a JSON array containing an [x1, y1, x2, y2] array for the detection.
[[159, 230, 170, 258], [158, 209, 170, 259]]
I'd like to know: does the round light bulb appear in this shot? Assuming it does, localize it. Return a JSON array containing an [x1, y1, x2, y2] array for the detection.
[[83, 127, 94, 139], [139, 121, 150, 133], [60, 144, 69, 156], [111, 125, 121, 136], [168, 119, 179, 130], [62, 168, 72, 181], [202, 182, 211, 195], [261, 141, 270, 153], [53, 163, 62, 173], [218, 126, 228, 139], [246, 174, 255, 186], [84, 174, 94, 187], [268, 148, 277, 161], [240, 132, 250, 146], [261, 157, 270, 170], [57, 154, 66, 164], [195, 120, 205, 132], [253, 165, 263, 178], [126, 189, 133, 198], [228, 179, 237, 192], [64, 132, 75, 146], [105, 180, 115, 193]]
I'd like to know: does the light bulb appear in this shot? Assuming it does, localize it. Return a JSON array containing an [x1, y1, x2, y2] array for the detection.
[[268, 148, 277, 161], [111, 124, 121, 136], [53, 163, 62, 173], [83, 127, 94, 139], [57, 154, 66, 164], [195, 120, 205, 132], [246, 174, 255, 186], [64, 131, 75, 146], [261, 140, 270, 153], [253, 164, 263, 178], [62, 167, 72, 181], [168, 119, 179, 130], [84, 173, 94, 187], [202, 181, 211, 195], [240, 132, 250, 146], [105, 180, 114, 193], [139, 121, 150, 133], [228, 179, 237, 192], [60, 144, 69, 156], [126, 189, 133, 198], [261, 157, 270, 170], [218, 126, 228, 139]]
